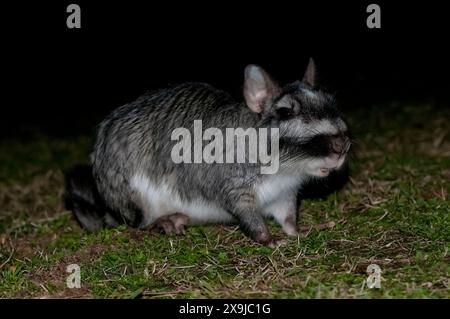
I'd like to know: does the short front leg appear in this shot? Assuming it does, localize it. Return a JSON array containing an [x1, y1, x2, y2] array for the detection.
[[226, 191, 277, 246], [264, 194, 299, 237], [237, 207, 272, 245]]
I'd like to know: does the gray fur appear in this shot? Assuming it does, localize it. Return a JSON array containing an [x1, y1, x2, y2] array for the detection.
[[89, 62, 351, 245]]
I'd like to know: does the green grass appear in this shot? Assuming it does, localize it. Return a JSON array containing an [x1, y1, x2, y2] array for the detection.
[[0, 103, 449, 298]]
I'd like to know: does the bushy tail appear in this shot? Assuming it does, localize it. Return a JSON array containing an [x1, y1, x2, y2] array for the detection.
[[65, 165, 119, 232]]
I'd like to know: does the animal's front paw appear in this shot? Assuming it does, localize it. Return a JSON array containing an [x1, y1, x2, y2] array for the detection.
[[282, 225, 299, 237], [267, 238, 288, 248], [250, 229, 288, 247]]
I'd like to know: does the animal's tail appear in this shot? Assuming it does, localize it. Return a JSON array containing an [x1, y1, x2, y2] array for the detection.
[[64, 165, 119, 232]]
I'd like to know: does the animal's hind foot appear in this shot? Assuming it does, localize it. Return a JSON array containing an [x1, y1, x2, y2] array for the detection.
[[149, 213, 189, 235]]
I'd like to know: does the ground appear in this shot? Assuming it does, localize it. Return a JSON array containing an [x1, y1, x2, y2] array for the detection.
[[0, 103, 449, 298]]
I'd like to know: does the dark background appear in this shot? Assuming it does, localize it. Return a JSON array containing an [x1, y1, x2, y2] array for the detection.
[[2, 1, 449, 137]]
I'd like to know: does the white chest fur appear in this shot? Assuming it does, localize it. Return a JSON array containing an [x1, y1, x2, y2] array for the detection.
[[254, 174, 303, 206]]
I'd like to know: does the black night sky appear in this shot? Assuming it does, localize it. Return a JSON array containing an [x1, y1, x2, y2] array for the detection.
[[2, 1, 449, 137]]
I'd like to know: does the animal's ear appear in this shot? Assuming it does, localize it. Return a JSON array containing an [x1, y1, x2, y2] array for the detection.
[[302, 57, 317, 86], [243, 65, 281, 113]]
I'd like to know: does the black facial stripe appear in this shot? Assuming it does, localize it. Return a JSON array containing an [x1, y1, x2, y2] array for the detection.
[[276, 107, 294, 119], [280, 132, 346, 158]]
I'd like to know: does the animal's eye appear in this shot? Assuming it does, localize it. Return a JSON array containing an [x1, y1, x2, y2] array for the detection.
[[276, 107, 294, 119]]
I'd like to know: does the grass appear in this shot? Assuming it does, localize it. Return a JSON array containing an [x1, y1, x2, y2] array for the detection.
[[0, 103, 449, 298]]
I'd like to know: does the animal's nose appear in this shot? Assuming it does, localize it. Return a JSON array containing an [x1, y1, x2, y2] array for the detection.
[[331, 135, 350, 154]]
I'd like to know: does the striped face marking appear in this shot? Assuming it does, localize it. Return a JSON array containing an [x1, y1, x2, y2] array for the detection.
[[279, 118, 347, 140], [272, 88, 346, 141]]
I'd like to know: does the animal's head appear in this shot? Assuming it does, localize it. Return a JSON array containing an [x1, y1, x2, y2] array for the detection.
[[243, 58, 351, 177]]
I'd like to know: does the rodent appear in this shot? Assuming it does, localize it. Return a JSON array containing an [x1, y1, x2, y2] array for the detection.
[[65, 58, 351, 247]]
